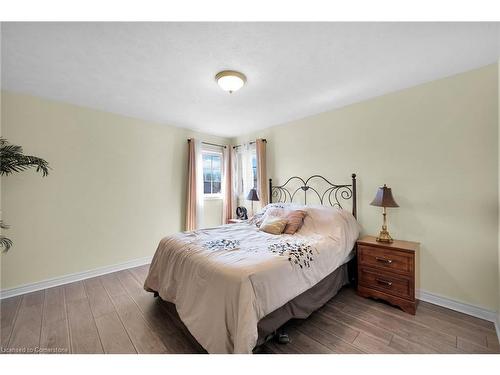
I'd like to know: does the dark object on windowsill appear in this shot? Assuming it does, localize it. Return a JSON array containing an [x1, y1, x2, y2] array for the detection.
[[236, 206, 248, 220]]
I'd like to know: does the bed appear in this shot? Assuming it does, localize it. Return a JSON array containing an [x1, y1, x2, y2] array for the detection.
[[144, 174, 360, 354]]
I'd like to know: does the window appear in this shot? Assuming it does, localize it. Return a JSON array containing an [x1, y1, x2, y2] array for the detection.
[[234, 147, 257, 198], [251, 155, 257, 189], [203, 152, 222, 196]]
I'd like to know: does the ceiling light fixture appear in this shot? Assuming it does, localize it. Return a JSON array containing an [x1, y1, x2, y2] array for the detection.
[[215, 70, 246, 93]]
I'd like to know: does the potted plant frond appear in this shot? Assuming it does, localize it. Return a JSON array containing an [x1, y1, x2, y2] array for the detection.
[[0, 137, 50, 251]]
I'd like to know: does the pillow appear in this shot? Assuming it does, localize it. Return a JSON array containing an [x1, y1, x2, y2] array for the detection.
[[250, 207, 285, 227], [249, 203, 305, 227], [248, 212, 265, 226], [259, 216, 288, 235], [264, 207, 286, 218], [299, 206, 342, 235], [283, 210, 307, 234], [264, 203, 301, 210]]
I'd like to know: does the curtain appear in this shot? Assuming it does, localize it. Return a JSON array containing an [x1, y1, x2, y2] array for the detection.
[[185, 138, 204, 231], [256, 139, 268, 207], [185, 139, 196, 231], [222, 146, 235, 224], [241, 143, 255, 206], [195, 139, 204, 229], [233, 147, 243, 200]]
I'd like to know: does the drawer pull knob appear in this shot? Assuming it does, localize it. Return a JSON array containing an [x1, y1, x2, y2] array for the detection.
[[376, 257, 393, 264], [376, 278, 393, 287]]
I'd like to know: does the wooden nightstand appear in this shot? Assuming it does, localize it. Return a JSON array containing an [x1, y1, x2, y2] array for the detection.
[[356, 235, 419, 315]]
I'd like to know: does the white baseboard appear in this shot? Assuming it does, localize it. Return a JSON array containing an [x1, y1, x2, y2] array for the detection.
[[0, 256, 152, 299], [496, 316, 500, 343], [417, 289, 497, 323]]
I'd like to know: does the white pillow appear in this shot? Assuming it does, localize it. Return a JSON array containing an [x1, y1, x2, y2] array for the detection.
[[299, 206, 340, 235], [263, 202, 304, 212], [299, 205, 361, 247]]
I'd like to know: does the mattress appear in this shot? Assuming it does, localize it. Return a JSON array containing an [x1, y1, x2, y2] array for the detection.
[[144, 208, 359, 353]]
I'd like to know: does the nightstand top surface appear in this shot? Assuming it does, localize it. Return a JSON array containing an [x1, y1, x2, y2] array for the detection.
[[357, 235, 419, 252]]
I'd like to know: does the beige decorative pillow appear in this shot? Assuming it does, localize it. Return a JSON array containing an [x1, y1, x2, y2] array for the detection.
[[254, 207, 286, 227], [259, 216, 288, 235], [283, 210, 307, 234]]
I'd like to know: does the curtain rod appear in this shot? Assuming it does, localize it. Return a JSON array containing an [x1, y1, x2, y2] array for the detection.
[[187, 139, 227, 149], [233, 139, 267, 149]]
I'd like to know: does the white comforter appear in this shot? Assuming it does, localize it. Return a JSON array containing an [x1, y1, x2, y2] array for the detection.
[[144, 208, 359, 354]]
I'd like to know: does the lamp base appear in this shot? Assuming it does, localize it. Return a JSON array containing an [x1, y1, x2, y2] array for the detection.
[[376, 229, 394, 243]]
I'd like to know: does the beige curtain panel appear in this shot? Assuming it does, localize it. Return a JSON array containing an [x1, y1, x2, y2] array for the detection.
[[185, 139, 197, 231], [222, 146, 234, 224], [256, 139, 268, 206]]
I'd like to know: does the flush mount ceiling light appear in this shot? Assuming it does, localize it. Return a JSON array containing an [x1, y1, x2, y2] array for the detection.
[[215, 70, 247, 93]]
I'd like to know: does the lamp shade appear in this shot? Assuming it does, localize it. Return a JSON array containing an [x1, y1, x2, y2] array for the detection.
[[370, 184, 399, 208], [246, 188, 260, 201]]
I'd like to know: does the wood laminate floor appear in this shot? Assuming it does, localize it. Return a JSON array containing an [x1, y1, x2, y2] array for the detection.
[[1, 264, 499, 354]]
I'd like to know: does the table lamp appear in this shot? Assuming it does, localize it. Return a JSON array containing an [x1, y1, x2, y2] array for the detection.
[[370, 184, 399, 243], [246, 188, 260, 216]]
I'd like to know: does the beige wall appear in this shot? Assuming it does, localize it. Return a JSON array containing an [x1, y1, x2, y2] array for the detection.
[[0, 91, 227, 290], [204, 198, 223, 228], [235, 64, 499, 311]]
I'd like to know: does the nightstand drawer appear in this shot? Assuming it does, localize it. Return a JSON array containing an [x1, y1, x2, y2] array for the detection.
[[358, 245, 413, 275], [358, 267, 413, 300]]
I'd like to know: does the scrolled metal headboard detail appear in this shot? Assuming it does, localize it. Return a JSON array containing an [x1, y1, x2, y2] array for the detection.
[[268, 174, 357, 219]]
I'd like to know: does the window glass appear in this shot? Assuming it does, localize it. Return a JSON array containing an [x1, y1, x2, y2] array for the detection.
[[203, 153, 222, 195], [252, 155, 257, 189]]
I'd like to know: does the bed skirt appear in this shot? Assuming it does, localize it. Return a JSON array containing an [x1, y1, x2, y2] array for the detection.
[[151, 261, 351, 352], [255, 262, 350, 347]]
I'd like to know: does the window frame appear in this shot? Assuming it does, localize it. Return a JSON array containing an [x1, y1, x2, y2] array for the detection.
[[202, 150, 223, 199]]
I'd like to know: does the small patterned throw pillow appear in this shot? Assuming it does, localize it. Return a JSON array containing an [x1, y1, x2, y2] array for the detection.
[[259, 216, 288, 235], [283, 210, 307, 235], [250, 207, 285, 227], [248, 213, 264, 226], [255, 207, 285, 226]]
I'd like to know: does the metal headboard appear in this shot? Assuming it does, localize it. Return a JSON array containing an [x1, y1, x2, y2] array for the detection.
[[268, 173, 357, 219]]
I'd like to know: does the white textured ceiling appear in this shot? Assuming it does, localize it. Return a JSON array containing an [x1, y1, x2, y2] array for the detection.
[[1, 22, 499, 137]]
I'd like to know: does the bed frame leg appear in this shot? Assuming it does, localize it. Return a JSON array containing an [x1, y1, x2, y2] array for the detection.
[[276, 328, 290, 345]]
